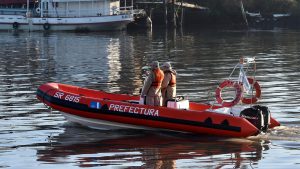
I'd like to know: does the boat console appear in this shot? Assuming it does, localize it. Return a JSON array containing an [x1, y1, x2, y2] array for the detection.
[[167, 100, 189, 110], [167, 97, 189, 110], [137, 96, 189, 110]]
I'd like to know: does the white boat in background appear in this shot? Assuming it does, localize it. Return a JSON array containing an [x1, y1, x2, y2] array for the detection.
[[0, 0, 133, 31]]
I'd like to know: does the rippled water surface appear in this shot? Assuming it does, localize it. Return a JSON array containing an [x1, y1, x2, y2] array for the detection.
[[1, 28, 300, 168]]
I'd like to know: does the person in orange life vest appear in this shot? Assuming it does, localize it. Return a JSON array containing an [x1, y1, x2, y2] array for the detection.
[[161, 62, 177, 106], [141, 61, 164, 106]]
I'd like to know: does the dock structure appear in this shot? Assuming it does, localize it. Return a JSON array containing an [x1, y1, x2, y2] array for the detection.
[[135, 0, 180, 27], [134, 0, 208, 27]]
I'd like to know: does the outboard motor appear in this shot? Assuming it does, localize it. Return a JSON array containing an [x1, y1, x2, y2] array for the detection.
[[253, 105, 271, 132], [240, 105, 271, 132]]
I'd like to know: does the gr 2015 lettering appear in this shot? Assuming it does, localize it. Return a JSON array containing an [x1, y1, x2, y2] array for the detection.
[[54, 91, 80, 103]]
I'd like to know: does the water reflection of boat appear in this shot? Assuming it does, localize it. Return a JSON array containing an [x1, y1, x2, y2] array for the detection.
[[0, 0, 133, 31], [37, 126, 267, 168]]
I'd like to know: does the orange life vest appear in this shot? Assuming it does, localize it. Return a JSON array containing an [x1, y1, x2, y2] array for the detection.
[[165, 70, 176, 87], [151, 69, 164, 87]]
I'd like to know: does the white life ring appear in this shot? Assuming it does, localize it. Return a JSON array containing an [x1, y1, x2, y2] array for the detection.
[[36, 8, 41, 14], [241, 77, 261, 104], [215, 80, 243, 107], [12, 22, 19, 29], [43, 23, 50, 30]]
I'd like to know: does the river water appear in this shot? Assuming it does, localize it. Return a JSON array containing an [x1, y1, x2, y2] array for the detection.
[[0, 28, 300, 169]]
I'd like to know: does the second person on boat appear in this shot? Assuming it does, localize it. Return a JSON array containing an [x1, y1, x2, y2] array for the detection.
[[161, 62, 177, 106]]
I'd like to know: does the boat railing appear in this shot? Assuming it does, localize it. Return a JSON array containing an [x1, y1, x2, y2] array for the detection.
[[118, 6, 134, 15], [132, 9, 146, 15], [40, 9, 102, 17], [0, 8, 27, 15], [39, 8, 133, 18]]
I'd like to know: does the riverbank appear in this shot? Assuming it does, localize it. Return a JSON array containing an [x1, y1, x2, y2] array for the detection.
[[133, 0, 300, 29]]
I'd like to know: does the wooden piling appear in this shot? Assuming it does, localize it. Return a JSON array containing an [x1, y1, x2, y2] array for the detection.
[[163, 0, 168, 26], [180, 0, 183, 26], [172, 0, 176, 27]]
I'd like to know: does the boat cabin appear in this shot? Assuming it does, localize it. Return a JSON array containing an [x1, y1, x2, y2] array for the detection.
[[0, 0, 36, 15], [37, 0, 127, 17], [0, 0, 34, 7]]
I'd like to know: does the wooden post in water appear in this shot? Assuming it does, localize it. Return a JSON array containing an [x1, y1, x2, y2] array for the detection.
[[240, 0, 248, 27], [172, 0, 176, 27], [164, 0, 168, 26], [180, 0, 183, 26]]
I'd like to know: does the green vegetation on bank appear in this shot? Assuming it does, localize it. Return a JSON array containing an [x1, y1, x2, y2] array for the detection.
[[193, 0, 300, 27], [201, 0, 300, 16], [137, 0, 300, 27]]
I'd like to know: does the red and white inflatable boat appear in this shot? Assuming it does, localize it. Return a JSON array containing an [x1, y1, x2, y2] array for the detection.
[[36, 82, 280, 138]]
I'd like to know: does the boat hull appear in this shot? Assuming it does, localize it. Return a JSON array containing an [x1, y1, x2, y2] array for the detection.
[[36, 83, 280, 137], [61, 112, 157, 131], [0, 14, 132, 31]]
